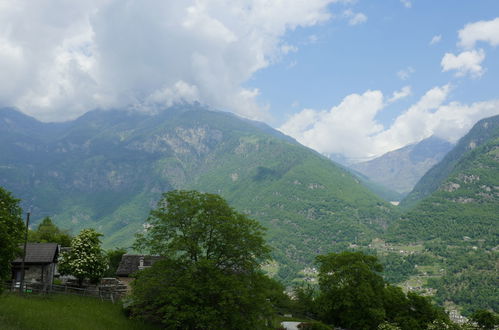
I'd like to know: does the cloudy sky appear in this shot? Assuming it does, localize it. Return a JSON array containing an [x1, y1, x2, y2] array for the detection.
[[1, 0, 498, 162]]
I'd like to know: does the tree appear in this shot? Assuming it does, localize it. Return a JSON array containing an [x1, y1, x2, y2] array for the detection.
[[316, 251, 386, 330], [0, 187, 24, 292], [58, 229, 108, 286], [315, 251, 453, 330], [470, 310, 499, 330], [28, 217, 72, 246], [103, 248, 127, 277], [131, 190, 277, 328]]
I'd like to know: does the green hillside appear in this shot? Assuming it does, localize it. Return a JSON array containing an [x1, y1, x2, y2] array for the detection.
[[0, 106, 395, 282], [386, 114, 499, 313]]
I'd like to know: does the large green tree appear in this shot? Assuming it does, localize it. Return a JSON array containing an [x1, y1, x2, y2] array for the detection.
[[316, 252, 387, 329], [131, 190, 279, 328], [0, 187, 24, 291], [315, 252, 452, 330], [58, 228, 108, 286], [28, 217, 72, 246]]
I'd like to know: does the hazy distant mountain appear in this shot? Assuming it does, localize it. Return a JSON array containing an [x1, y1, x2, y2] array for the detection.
[[350, 136, 453, 197], [0, 105, 395, 281]]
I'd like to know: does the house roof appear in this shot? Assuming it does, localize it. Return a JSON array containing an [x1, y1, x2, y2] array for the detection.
[[12, 243, 59, 264], [116, 254, 162, 277]]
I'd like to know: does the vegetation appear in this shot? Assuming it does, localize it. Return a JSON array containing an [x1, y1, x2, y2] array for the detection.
[[0, 187, 24, 293], [0, 294, 156, 330], [387, 116, 499, 313], [130, 190, 284, 328], [293, 252, 454, 330], [104, 248, 127, 277], [58, 228, 108, 286], [28, 217, 72, 246], [470, 310, 499, 329], [0, 106, 395, 284]]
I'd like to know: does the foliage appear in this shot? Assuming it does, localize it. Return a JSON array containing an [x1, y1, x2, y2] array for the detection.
[[28, 217, 72, 246], [103, 248, 127, 277], [316, 252, 386, 329], [134, 190, 271, 269], [0, 293, 156, 330], [292, 283, 319, 318], [387, 116, 499, 313], [314, 251, 453, 330], [470, 310, 499, 329], [58, 228, 108, 286], [426, 246, 498, 314], [130, 258, 281, 329], [131, 190, 280, 328], [377, 321, 401, 330], [0, 186, 24, 291]]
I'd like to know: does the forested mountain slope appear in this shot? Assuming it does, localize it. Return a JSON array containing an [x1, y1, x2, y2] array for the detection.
[[0, 105, 395, 281], [387, 114, 499, 313]]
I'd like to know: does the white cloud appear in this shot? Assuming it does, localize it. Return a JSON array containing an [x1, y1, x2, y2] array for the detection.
[[400, 0, 412, 8], [458, 17, 499, 48], [397, 66, 415, 80], [308, 34, 319, 44], [430, 34, 442, 45], [279, 85, 499, 161], [441, 49, 485, 78], [387, 86, 411, 104], [0, 0, 348, 122], [343, 10, 367, 26]]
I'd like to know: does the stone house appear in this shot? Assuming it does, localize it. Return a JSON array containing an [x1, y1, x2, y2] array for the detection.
[[11, 243, 59, 287], [115, 254, 162, 289]]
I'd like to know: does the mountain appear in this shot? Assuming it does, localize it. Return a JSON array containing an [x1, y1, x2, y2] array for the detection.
[[0, 105, 395, 282], [350, 136, 453, 197], [401, 115, 499, 209], [388, 114, 499, 313]]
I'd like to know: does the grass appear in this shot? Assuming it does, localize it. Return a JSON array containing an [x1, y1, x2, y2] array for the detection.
[[0, 293, 157, 330]]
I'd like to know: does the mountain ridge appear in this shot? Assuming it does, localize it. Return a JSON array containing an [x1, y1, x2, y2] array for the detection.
[[0, 105, 395, 282]]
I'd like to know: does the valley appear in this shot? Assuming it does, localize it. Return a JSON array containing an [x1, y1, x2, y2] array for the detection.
[[0, 106, 498, 316]]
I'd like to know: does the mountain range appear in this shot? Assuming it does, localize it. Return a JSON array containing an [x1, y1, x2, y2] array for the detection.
[[350, 136, 454, 198], [0, 105, 395, 281], [1, 106, 497, 313]]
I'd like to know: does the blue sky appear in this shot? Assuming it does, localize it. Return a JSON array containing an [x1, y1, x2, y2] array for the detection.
[[251, 0, 499, 126], [0, 0, 498, 161]]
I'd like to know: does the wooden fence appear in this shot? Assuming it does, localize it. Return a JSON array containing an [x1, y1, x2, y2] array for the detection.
[[4, 282, 126, 303]]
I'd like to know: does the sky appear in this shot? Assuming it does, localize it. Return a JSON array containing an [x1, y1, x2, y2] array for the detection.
[[1, 0, 498, 162]]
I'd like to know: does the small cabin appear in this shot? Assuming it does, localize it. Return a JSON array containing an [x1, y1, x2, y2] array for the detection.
[[11, 243, 59, 287]]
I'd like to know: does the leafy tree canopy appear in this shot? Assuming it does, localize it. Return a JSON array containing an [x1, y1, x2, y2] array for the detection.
[[0, 187, 24, 290], [316, 251, 386, 329], [314, 251, 452, 330], [28, 217, 72, 246], [134, 190, 271, 270], [470, 310, 499, 330], [103, 247, 127, 277], [130, 190, 279, 329], [58, 228, 108, 286]]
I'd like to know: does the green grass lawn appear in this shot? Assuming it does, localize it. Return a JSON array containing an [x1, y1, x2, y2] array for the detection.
[[0, 293, 157, 330]]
